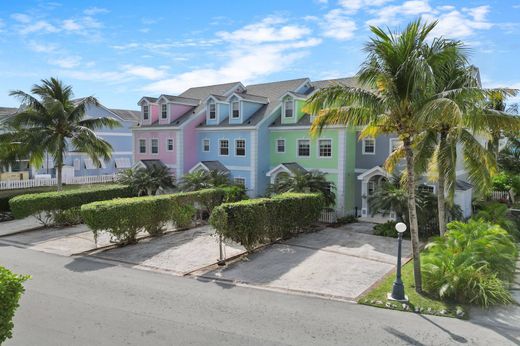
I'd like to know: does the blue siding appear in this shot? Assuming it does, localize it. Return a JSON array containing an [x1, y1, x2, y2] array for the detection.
[[255, 107, 281, 196]]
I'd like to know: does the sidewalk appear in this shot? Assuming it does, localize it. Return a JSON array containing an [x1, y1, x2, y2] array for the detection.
[[0, 216, 43, 236]]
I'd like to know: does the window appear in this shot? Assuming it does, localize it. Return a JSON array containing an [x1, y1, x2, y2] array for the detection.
[[202, 139, 210, 152], [389, 138, 402, 154], [276, 139, 285, 153], [235, 139, 246, 156], [319, 139, 332, 157], [219, 139, 229, 156], [167, 138, 174, 151], [161, 104, 167, 119], [284, 99, 293, 117], [363, 138, 376, 154], [418, 185, 435, 194], [151, 139, 159, 154], [139, 139, 146, 153], [209, 101, 216, 119], [367, 180, 376, 196], [298, 139, 310, 157], [143, 105, 149, 120], [234, 177, 245, 186], [232, 101, 240, 118]]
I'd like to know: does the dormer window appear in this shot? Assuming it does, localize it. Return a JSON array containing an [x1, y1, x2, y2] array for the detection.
[[161, 104, 167, 119], [232, 101, 240, 118], [143, 105, 149, 120], [284, 99, 293, 117], [209, 101, 216, 120]]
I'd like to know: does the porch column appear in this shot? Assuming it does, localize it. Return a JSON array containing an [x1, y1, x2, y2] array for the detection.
[[361, 178, 368, 216]]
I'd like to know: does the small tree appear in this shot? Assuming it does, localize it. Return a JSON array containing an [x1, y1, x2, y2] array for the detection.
[[179, 169, 232, 192], [118, 165, 175, 196], [0, 266, 30, 344]]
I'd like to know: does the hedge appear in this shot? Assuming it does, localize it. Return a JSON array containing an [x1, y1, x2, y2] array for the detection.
[[9, 184, 133, 221], [0, 186, 70, 213], [209, 192, 324, 250], [0, 266, 30, 344], [81, 186, 245, 245]]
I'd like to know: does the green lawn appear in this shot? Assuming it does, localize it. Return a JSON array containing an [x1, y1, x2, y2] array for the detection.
[[358, 261, 466, 319]]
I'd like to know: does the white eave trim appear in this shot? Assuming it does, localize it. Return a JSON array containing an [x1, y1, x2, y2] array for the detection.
[[357, 166, 390, 181], [188, 162, 210, 173], [266, 164, 293, 177]]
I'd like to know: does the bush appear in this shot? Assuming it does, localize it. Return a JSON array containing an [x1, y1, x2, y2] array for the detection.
[[492, 172, 512, 191], [9, 184, 133, 222], [81, 188, 243, 245], [0, 186, 67, 212], [209, 193, 324, 251], [0, 266, 30, 344], [422, 219, 518, 307], [473, 202, 520, 240], [373, 221, 399, 238]]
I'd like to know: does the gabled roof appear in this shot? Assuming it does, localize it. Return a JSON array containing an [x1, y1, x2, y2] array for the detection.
[[137, 159, 168, 170], [229, 92, 269, 103], [109, 108, 140, 122], [266, 162, 308, 177], [207, 94, 228, 102], [158, 94, 200, 106], [456, 179, 473, 191], [138, 96, 159, 105], [270, 114, 313, 127], [357, 166, 390, 181], [189, 160, 229, 173], [179, 82, 243, 115], [0, 107, 18, 122], [311, 77, 359, 89]]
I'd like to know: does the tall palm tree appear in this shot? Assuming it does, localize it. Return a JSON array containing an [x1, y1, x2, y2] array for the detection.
[[414, 61, 519, 235], [1, 78, 120, 189], [268, 170, 336, 207], [304, 20, 465, 292]]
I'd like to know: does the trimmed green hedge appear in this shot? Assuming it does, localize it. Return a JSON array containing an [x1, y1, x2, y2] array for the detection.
[[0, 186, 71, 212], [209, 192, 324, 250], [0, 266, 30, 344], [81, 187, 245, 245], [9, 184, 133, 220]]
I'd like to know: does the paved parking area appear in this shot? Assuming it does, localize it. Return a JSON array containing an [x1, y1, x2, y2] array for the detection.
[[203, 224, 412, 301], [0, 216, 43, 236]]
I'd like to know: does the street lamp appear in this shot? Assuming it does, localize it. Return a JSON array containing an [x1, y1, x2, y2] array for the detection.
[[217, 235, 226, 266], [388, 222, 408, 302]]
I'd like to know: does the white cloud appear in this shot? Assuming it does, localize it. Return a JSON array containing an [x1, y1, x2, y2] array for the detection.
[[62, 19, 81, 31], [11, 13, 31, 23], [27, 40, 59, 53], [339, 0, 393, 14], [83, 7, 109, 16], [367, 0, 432, 26], [49, 56, 82, 69], [423, 6, 493, 38], [321, 9, 357, 40], [19, 20, 59, 35], [122, 65, 168, 80]]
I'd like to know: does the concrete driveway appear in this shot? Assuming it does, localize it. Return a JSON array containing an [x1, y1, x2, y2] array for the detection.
[[203, 223, 412, 301]]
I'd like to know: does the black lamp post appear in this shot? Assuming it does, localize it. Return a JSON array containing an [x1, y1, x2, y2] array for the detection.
[[388, 222, 408, 302]]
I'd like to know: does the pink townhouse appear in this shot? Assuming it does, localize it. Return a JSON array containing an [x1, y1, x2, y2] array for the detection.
[[132, 82, 244, 179]]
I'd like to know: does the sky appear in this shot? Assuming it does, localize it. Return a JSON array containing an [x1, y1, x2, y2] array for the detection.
[[0, 0, 519, 110]]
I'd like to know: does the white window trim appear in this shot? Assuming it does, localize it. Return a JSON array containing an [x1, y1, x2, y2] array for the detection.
[[161, 103, 168, 119], [166, 137, 174, 152], [231, 101, 240, 119], [389, 138, 402, 155], [235, 138, 246, 157], [150, 138, 159, 155], [138, 139, 147, 154], [219, 138, 229, 156], [276, 138, 286, 154], [418, 184, 436, 194], [296, 138, 311, 158], [234, 176, 246, 187], [143, 105, 150, 121], [283, 98, 294, 118], [362, 137, 376, 155], [208, 101, 217, 120], [202, 138, 210, 152], [317, 138, 333, 159]]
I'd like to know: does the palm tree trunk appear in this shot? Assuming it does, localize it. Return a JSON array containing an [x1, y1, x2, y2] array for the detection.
[[56, 164, 63, 191], [404, 140, 422, 293], [437, 132, 447, 236]]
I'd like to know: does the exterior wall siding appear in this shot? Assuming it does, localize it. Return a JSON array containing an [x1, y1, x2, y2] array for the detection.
[[133, 130, 177, 168]]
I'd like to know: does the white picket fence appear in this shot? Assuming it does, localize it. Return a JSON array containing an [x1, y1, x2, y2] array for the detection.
[[319, 210, 338, 223], [490, 190, 512, 202], [0, 174, 117, 190]]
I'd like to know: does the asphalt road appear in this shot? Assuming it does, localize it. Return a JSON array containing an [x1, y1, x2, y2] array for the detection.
[[1, 244, 517, 346]]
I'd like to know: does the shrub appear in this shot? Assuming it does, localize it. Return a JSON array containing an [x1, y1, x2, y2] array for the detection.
[[0, 266, 30, 344], [373, 221, 399, 238], [0, 186, 69, 212], [209, 193, 324, 251], [422, 219, 518, 307], [9, 184, 133, 221], [473, 202, 519, 240], [492, 172, 512, 191], [81, 188, 243, 245]]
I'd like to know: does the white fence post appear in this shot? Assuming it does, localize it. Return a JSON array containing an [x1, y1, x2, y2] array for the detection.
[[0, 174, 117, 190]]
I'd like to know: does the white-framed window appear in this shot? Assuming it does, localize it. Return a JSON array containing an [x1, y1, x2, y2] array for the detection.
[[232, 101, 240, 118], [319, 139, 332, 157], [167, 138, 174, 151], [235, 139, 246, 156], [202, 139, 210, 152], [367, 180, 376, 196], [418, 184, 435, 194], [363, 138, 376, 155], [151, 139, 159, 154], [161, 104, 167, 119], [276, 139, 285, 153], [234, 177, 246, 186], [284, 99, 293, 117], [139, 139, 146, 153], [389, 138, 402, 154], [219, 139, 229, 156], [209, 101, 216, 120], [143, 105, 149, 120], [298, 139, 310, 157]]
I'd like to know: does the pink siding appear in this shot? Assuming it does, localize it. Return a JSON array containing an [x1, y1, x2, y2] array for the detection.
[[183, 112, 206, 173], [150, 104, 159, 124], [171, 104, 193, 123], [134, 130, 177, 165]]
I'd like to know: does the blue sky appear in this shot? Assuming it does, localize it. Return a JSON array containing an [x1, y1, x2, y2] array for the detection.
[[1, 0, 519, 109]]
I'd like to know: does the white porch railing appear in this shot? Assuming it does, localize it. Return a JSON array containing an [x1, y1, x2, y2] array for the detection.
[[319, 210, 338, 223], [0, 174, 118, 190], [490, 190, 512, 202]]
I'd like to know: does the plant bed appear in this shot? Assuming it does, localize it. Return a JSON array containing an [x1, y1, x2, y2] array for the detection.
[[358, 261, 466, 318]]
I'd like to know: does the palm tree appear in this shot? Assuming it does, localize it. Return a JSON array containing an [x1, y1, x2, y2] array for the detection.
[[414, 62, 519, 235], [179, 169, 232, 192], [1, 78, 120, 189], [498, 137, 520, 174], [118, 165, 175, 196], [268, 170, 336, 207], [304, 20, 465, 292]]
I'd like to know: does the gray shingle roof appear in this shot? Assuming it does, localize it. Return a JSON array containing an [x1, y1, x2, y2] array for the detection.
[[311, 77, 359, 89], [209, 94, 228, 102], [281, 162, 307, 174], [456, 179, 473, 191], [179, 81, 242, 115], [109, 108, 140, 122], [234, 93, 269, 103], [159, 95, 200, 106], [201, 160, 229, 172], [0, 107, 18, 121], [270, 114, 313, 127], [140, 159, 167, 170], [141, 96, 158, 103]]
